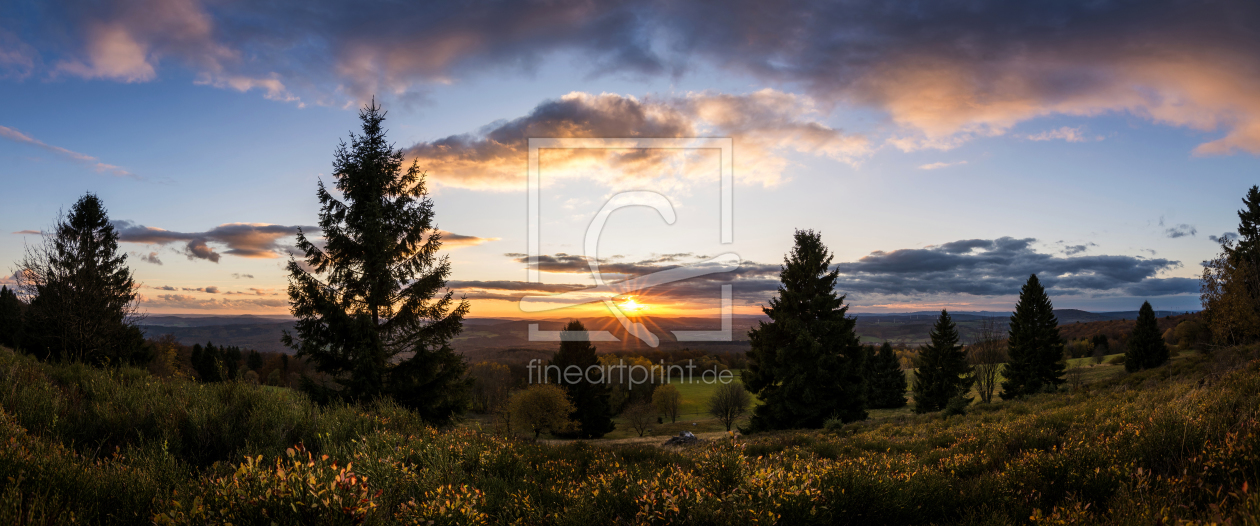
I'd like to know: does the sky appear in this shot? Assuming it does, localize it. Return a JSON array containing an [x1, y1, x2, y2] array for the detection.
[[0, 0, 1257, 319]]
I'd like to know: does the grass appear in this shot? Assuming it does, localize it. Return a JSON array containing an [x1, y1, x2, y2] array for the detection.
[[2, 343, 1260, 524]]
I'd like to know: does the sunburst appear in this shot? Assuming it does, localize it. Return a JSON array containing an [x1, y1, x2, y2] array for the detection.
[[617, 296, 650, 313]]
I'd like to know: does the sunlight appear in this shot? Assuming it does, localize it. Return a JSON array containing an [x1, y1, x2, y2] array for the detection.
[[617, 296, 650, 313]]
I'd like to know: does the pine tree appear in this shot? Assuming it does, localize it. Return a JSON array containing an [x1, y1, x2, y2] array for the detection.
[[1230, 185, 1260, 265], [912, 310, 974, 413], [1125, 301, 1169, 372], [1001, 274, 1065, 398], [0, 286, 22, 350], [744, 229, 867, 431], [284, 100, 470, 425], [548, 320, 615, 438], [867, 342, 908, 409], [18, 193, 145, 365]]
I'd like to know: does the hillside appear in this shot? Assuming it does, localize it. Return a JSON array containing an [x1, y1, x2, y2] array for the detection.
[[1, 342, 1258, 524]]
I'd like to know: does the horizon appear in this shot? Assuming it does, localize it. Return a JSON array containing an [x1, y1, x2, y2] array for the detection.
[[2, 1, 1256, 320]]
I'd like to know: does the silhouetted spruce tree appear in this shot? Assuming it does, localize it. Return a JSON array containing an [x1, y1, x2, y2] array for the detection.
[[1226, 185, 1260, 308], [1001, 274, 1065, 398], [1125, 301, 1169, 372], [867, 341, 908, 409], [912, 310, 974, 413], [284, 100, 470, 425], [548, 320, 615, 438], [0, 286, 22, 350], [744, 229, 867, 431], [18, 193, 146, 365]]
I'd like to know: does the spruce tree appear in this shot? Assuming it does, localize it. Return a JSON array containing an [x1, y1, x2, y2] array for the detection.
[[1125, 301, 1169, 372], [18, 193, 145, 365], [284, 100, 470, 425], [1226, 185, 1260, 305], [744, 229, 867, 431], [912, 310, 974, 413], [867, 341, 908, 409], [1001, 274, 1065, 398], [548, 320, 615, 439], [0, 286, 22, 350]]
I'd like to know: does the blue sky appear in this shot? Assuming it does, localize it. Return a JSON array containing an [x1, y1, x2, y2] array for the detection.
[[0, 0, 1256, 317]]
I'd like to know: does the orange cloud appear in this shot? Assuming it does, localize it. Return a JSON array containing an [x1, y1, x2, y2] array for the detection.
[[403, 90, 868, 191]]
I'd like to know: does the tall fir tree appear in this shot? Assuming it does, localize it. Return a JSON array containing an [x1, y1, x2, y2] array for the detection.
[[867, 341, 908, 409], [744, 229, 867, 430], [548, 320, 616, 439], [0, 286, 22, 350], [912, 310, 974, 413], [284, 100, 470, 425], [1125, 301, 1169, 372], [18, 193, 145, 365], [1229, 185, 1260, 264], [1001, 274, 1065, 398]]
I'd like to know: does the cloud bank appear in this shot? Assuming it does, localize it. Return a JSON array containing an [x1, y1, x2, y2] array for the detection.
[[458, 237, 1198, 309], [6, 1, 1260, 154]]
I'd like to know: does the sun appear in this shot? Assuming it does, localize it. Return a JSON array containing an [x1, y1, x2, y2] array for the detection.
[[617, 296, 650, 313]]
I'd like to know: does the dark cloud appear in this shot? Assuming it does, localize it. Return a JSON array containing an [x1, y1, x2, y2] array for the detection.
[[151, 285, 178, 291], [1209, 232, 1238, 243], [6, 1, 1259, 153], [1062, 243, 1096, 256], [135, 251, 162, 265], [477, 236, 1196, 309], [832, 237, 1195, 297], [1164, 224, 1197, 238], [231, 273, 254, 279]]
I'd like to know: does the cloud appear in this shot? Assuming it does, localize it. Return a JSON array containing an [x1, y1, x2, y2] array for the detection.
[[143, 294, 288, 310], [476, 236, 1197, 309], [114, 221, 308, 262], [1062, 243, 1096, 256], [0, 125, 134, 178], [918, 161, 966, 170], [11, 230, 40, 235], [1209, 232, 1239, 243], [137, 251, 162, 265], [437, 230, 498, 248], [10, 1, 1260, 155], [231, 273, 254, 279], [150, 285, 178, 291], [1164, 224, 1197, 239], [1022, 127, 1103, 143], [832, 237, 1195, 297], [405, 89, 868, 190], [113, 220, 488, 261]]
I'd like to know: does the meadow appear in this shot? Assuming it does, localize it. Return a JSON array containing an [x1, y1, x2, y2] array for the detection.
[[1, 341, 1258, 525]]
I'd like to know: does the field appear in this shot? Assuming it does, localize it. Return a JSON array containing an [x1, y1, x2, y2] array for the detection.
[[1, 343, 1259, 524]]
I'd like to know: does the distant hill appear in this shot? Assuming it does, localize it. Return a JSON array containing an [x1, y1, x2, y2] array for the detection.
[[141, 317, 296, 354], [138, 308, 1201, 357]]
